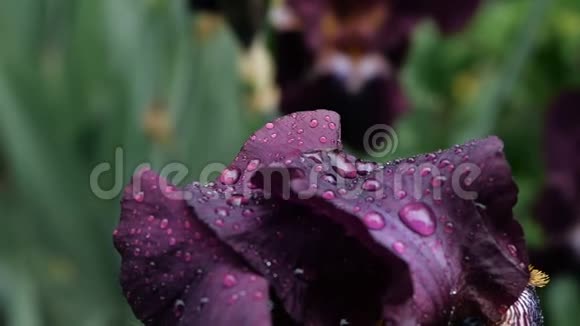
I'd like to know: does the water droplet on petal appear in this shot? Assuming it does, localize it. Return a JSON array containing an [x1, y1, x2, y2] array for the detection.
[[398, 202, 436, 236], [396, 190, 407, 199], [507, 244, 518, 257], [323, 174, 337, 185], [242, 208, 255, 217], [362, 179, 381, 191], [432, 176, 446, 188], [265, 122, 274, 129], [227, 194, 249, 207], [392, 241, 405, 254], [215, 218, 225, 227], [134, 192, 144, 202], [220, 168, 241, 185], [215, 207, 229, 217], [322, 190, 335, 200], [309, 119, 319, 128], [328, 122, 336, 130], [363, 211, 386, 230], [444, 221, 455, 233], [319, 136, 328, 143], [302, 151, 323, 163], [223, 274, 238, 287], [160, 218, 169, 229], [356, 160, 374, 175], [173, 299, 185, 317], [329, 152, 357, 178]]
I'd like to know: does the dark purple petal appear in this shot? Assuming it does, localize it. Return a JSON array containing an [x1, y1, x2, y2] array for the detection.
[[533, 90, 580, 274], [395, 0, 482, 34], [542, 90, 580, 182], [231, 110, 343, 171], [187, 111, 413, 325], [255, 136, 529, 324], [113, 169, 272, 325]]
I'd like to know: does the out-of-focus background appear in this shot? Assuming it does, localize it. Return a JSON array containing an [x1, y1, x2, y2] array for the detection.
[[0, 0, 579, 325]]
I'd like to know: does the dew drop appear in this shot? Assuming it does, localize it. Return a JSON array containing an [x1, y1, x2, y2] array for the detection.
[[363, 211, 386, 230], [507, 244, 518, 257], [322, 190, 335, 200], [444, 221, 454, 234], [215, 218, 225, 227], [246, 159, 261, 172], [215, 207, 229, 217], [355, 160, 374, 175], [242, 208, 255, 217], [398, 202, 436, 236], [431, 176, 446, 188], [323, 174, 337, 185], [420, 167, 432, 176], [220, 168, 241, 185], [134, 192, 144, 202], [328, 122, 336, 130], [392, 241, 405, 254], [309, 119, 319, 128], [319, 136, 328, 143], [396, 190, 407, 199], [302, 151, 323, 163], [362, 179, 381, 192], [173, 299, 185, 317], [329, 152, 357, 179], [223, 274, 238, 287], [160, 218, 169, 229], [227, 194, 249, 207]]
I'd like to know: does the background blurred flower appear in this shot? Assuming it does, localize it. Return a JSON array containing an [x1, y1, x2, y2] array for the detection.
[[116, 111, 541, 325], [271, 0, 482, 151], [532, 90, 580, 275]]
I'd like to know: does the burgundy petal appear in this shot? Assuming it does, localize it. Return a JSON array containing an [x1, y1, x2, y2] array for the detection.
[[395, 0, 483, 34], [231, 110, 342, 173], [187, 111, 413, 324], [256, 136, 529, 324], [533, 90, 580, 273], [113, 169, 272, 325]]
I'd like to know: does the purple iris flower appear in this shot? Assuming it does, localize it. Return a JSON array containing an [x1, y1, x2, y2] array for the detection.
[[533, 90, 580, 275], [271, 0, 482, 150], [114, 110, 545, 325]]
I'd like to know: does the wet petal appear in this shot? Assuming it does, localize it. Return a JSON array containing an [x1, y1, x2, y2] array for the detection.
[[187, 184, 412, 325], [256, 136, 529, 324], [113, 169, 272, 325], [187, 111, 412, 324], [231, 109, 342, 174]]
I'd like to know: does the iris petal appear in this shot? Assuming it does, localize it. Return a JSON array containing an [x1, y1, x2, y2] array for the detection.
[[114, 170, 272, 325], [252, 137, 528, 324]]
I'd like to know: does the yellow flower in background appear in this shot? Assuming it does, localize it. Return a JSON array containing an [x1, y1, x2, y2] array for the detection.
[[239, 38, 279, 114], [452, 70, 482, 106]]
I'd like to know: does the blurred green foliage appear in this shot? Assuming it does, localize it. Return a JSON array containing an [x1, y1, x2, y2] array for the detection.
[[0, 0, 578, 325]]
